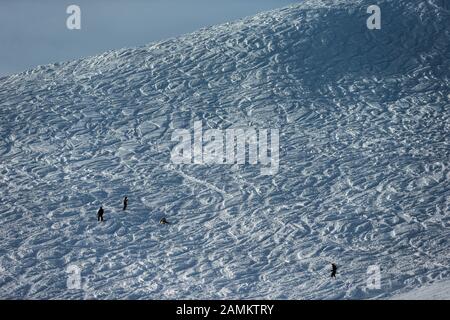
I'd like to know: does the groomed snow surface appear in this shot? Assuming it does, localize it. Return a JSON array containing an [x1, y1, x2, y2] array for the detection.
[[391, 279, 450, 300], [0, 0, 449, 299]]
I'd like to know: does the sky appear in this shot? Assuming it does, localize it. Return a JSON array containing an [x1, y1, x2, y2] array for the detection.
[[0, 0, 300, 77]]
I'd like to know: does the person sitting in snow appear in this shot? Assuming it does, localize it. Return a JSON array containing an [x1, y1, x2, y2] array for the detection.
[[97, 206, 104, 222]]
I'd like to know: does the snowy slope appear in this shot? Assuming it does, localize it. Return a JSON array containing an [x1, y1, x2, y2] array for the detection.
[[391, 279, 450, 300], [0, 0, 449, 299]]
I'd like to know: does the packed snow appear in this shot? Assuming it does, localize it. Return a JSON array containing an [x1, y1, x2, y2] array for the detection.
[[391, 279, 450, 300], [0, 0, 449, 299]]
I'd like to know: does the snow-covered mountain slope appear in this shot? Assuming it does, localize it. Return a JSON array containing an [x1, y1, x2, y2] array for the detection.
[[391, 279, 450, 300], [0, 0, 449, 299]]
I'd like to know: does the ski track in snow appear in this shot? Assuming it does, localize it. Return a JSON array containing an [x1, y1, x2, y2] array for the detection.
[[0, 0, 449, 299]]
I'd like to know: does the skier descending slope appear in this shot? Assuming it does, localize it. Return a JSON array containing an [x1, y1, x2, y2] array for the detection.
[[160, 217, 169, 225], [331, 264, 337, 279], [97, 206, 104, 222], [123, 196, 128, 211]]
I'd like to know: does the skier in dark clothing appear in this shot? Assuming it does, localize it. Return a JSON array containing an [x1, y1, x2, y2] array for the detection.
[[331, 263, 337, 278], [97, 206, 104, 222], [123, 196, 128, 211], [160, 217, 169, 225]]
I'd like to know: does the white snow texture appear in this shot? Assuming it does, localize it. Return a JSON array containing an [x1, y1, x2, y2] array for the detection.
[[0, 0, 449, 299]]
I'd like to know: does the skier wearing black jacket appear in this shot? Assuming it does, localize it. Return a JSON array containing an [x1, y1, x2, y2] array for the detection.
[[123, 196, 128, 211], [97, 206, 104, 222], [331, 263, 337, 278]]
